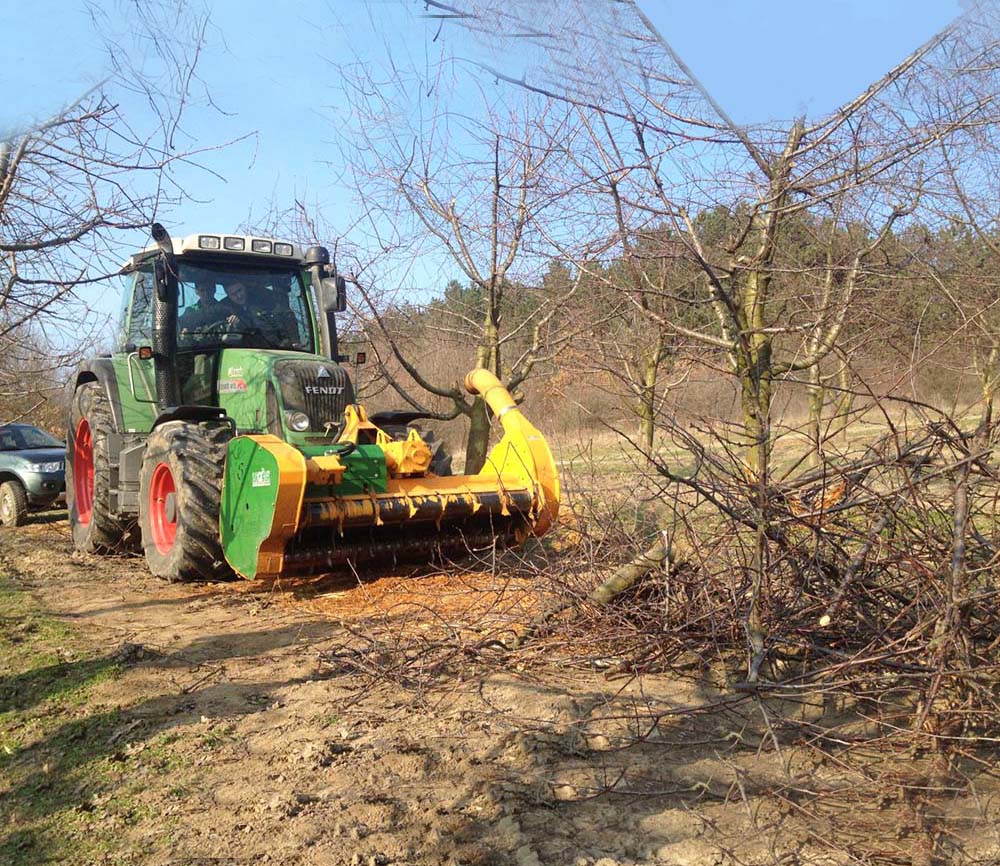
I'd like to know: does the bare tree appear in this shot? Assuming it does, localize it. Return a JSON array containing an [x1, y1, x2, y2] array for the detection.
[[556, 228, 701, 453], [420, 1, 997, 466], [337, 57, 599, 471], [926, 120, 1000, 430], [0, 0, 221, 415], [411, 1, 1000, 689]]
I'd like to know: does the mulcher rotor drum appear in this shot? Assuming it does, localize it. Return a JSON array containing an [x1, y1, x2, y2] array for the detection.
[[219, 369, 560, 580], [284, 517, 523, 572]]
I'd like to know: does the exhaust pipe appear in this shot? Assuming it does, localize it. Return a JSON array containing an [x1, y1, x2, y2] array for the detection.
[[150, 223, 181, 408]]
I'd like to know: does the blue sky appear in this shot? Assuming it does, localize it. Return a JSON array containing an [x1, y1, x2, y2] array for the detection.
[[0, 0, 963, 332], [650, 0, 961, 123]]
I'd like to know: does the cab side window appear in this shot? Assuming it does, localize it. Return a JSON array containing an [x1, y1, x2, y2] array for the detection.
[[116, 275, 133, 351], [126, 270, 155, 347]]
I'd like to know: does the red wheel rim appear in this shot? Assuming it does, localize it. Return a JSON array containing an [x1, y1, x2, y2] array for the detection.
[[73, 419, 94, 526], [148, 462, 177, 554]]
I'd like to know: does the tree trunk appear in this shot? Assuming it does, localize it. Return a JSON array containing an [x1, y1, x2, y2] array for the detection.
[[978, 345, 999, 432], [737, 342, 772, 477], [737, 337, 773, 682], [737, 267, 774, 684], [464, 321, 501, 473], [464, 397, 491, 473], [806, 361, 825, 469], [503, 535, 676, 649], [589, 536, 672, 605], [638, 350, 659, 452], [833, 360, 854, 445]]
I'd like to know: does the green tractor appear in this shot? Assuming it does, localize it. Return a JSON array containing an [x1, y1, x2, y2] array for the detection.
[[66, 225, 559, 581]]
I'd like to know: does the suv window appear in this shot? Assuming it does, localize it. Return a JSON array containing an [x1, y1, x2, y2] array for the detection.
[[0, 425, 63, 450]]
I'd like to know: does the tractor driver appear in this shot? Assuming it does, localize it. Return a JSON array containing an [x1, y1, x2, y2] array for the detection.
[[179, 280, 221, 344], [221, 280, 296, 347], [220, 280, 253, 326]]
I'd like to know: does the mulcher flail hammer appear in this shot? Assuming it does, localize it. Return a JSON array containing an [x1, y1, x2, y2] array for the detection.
[[66, 225, 559, 581]]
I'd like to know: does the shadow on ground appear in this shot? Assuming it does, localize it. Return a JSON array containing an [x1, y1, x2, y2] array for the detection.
[[0, 597, 333, 866]]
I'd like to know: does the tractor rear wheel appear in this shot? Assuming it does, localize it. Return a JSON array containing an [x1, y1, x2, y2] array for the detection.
[[420, 429, 454, 477], [381, 424, 453, 476], [139, 421, 234, 582], [67, 382, 133, 552]]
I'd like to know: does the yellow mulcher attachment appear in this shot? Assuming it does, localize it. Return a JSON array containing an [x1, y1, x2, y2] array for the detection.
[[219, 369, 559, 579]]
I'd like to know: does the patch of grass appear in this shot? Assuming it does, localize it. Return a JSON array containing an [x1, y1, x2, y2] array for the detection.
[[0, 574, 155, 866], [137, 731, 193, 774], [198, 723, 238, 751], [0, 578, 78, 667]]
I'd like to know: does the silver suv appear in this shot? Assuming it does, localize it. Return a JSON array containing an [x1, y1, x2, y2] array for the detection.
[[0, 424, 66, 526]]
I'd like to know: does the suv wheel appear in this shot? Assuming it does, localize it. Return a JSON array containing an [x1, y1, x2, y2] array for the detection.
[[0, 480, 28, 527]]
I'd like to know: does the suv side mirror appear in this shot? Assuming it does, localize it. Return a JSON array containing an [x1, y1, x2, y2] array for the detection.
[[321, 275, 347, 313]]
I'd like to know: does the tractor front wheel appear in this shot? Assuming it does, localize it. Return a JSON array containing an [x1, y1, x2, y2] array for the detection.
[[139, 421, 233, 581], [67, 382, 133, 552]]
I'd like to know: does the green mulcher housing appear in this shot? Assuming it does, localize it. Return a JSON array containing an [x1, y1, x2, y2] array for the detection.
[[66, 225, 559, 582]]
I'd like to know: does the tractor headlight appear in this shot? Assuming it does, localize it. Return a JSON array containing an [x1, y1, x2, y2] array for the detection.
[[285, 411, 310, 432], [30, 461, 64, 473]]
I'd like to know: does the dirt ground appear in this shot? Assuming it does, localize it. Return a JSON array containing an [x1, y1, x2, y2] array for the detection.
[[3, 515, 999, 866]]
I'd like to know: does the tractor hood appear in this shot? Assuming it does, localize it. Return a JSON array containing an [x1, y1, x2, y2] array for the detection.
[[212, 348, 353, 438]]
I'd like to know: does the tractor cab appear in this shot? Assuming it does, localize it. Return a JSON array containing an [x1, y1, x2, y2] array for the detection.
[[119, 240, 319, 356], [111, 233, 352, 437]]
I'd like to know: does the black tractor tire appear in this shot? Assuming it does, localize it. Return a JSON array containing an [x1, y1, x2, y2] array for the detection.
[[138, 421, 234, 582], [0, 480, 29, 527], [67, 382, 134, 553], [380, 424, 454, 477], [420, 429, 454, 477]]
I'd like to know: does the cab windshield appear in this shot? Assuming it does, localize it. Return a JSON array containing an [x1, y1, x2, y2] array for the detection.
[[175, 260, 314, 352]]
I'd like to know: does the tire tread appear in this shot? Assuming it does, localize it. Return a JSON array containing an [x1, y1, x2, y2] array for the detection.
[[67, 382, 133, 552], [139, 421, 233, 582], [0, 480, 29, 527]]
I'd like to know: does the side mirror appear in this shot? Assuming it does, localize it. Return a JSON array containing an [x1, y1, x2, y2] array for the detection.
[[151, 222, 178, 304], [153, 258, 177, 304], [321, 275, 347, 313]]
